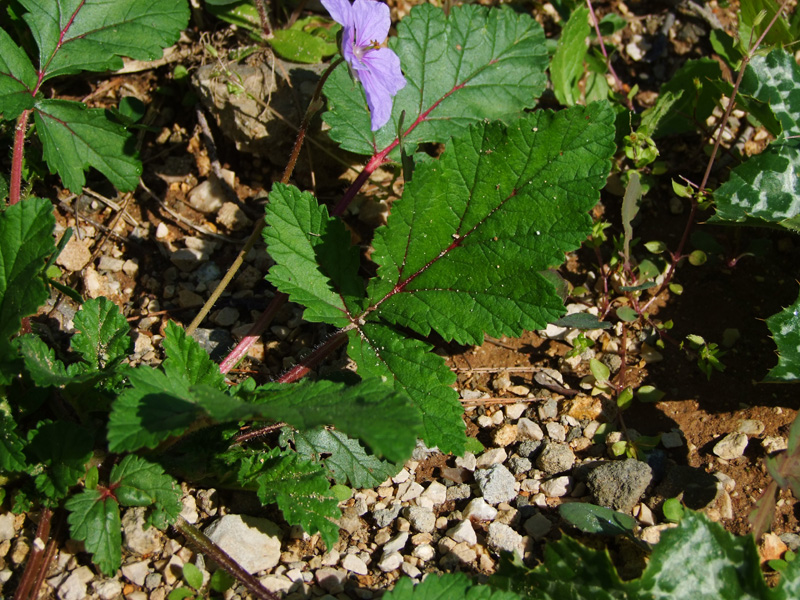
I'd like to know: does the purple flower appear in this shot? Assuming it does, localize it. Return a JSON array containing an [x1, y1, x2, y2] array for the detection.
[[322, 0, 406, 131]]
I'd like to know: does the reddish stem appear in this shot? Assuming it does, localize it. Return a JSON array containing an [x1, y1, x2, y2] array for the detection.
[[9, 110, 32, 205], [219, 292, 288, 374], [277, 329, 350, 383]]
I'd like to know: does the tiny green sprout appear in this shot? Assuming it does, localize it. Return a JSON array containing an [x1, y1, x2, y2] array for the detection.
[[331, 484, 353, 502], [571, 285, 588, 297], [684, 334, 726, 380], [668, 283, 683, 295], [85, 466, 99, 490], [658, 319, 674, 330], [617, 387, 634, 411], [688, 250, 707, 266], [616, 306, 637, 322], [182, 562, 204, 590], [662, 497, 685, 523], [624, 132, 659, 168], [173, 64, 190, 81], [209, 570, 235, 594], [636, 385, 665, 403], [566, 333, 594, 358], [644, 240, 668, 254], [672, 179, 694, 198], [167, 588, 195, 600], [616, 434, 660, 460], [589, 220, 612, 247]]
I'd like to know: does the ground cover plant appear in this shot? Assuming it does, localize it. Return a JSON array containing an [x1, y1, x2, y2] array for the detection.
[[1, 0, 800, 598]]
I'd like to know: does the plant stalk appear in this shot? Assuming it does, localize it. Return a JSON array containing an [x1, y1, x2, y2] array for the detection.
[[9, 109, 32, 206]]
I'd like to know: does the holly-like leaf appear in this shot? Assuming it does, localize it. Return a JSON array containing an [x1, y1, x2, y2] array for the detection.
[[386, 572, 519, 600], [323, 3, 547, 156], [162, 321, 226, 389], [740, 49, 800, 137], [0, 28, 37, 120], [65, 489, 122, 576], [263, 183, 363, 327], [71, 297, 131, 370], [289, 428, 399, 488], [27, 420, 93, 503], [0, 197, 54, 377], [364, 103, 615, 346], [550, 6, 590, 107], [711, 142, 800, 232], [20, 0, 190, 82], [110, 455, 181, 529], [0, 415, 28, 472], [634, 512, 769, 599], [34, 99, 141, 192], [347, 322, 465, 455], [764, 289, 800, 382]]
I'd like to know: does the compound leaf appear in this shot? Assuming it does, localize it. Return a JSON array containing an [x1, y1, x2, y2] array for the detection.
[[764, 289, 800, 382], [20, 0, 190, 82], [263, 183, 363, 327], [0, 197, 54, 378], [162, 321, 226, 389], [65, 489, 121, 576], [72, 297, 131, 371], [386, 572, 518, 600], [34, 99, 141, 192], [711, 142, 800, 232], [289, 428, 398, 488], [365, 103, 615, 346], [347, 322, 465, 455], [27, 420, 93, 503], [323, 3, 547, 156], [0, 28, 37, 120], [110, 455, 181, 529]]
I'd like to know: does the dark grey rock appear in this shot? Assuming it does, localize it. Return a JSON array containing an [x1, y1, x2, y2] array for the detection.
[[475, 464, 516, 505], [517, 440, 542, 459], [373, 502, 403, 528], [508, 456, 532, 476], [538, 398, 558, 421], [535, 442, 575, 475], [586, 459, 653, 512], [403, 507, 436, 533]]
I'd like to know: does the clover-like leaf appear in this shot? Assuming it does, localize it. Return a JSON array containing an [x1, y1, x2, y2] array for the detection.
[[20, 0, 190, 82], [72, 297, 132, 371], [323, 3, 547, 156], [65, 489, 122, 576], [764, 289, 800, 382]]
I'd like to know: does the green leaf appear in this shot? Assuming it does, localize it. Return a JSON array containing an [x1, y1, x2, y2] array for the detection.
[[740, 49, 800, 137], [634, 512, 769, 599], [0, 197, 55, 366], [268, 27, 337, 64], [764, 289, 800, 382], [289, 428, 398, 488], [182, 562, 204, 589], [0, 415, 28, 472], [27, 420, 93, 503], [65, 489, 122, 576], [662, 497, 685, 523], [655, 59, 723, 137], [263, 183, 363, 328], [776, 552, 800, 599], [551, 6, 590, 106], [637, 385, 665, 403], [364, 104, 615, 346], [72, 297, 131, 371], [637, 91, 684, 138], [616, 306, 638, 322], [738, 0, 794, 50], [34, 99, 142, 192], [590, 358, 611, 384], [558, 503, 636, 536], [20, 0, 190, 82], [110, 455, 181, 529], [323, 4, 547, 156], [347, 322, 466, 455], [162, 321, 226, 389], [385, 572, 518, 600], [711, 142, 800, 231], [0, 28, 37, 120], [17, 334, 72, 387]]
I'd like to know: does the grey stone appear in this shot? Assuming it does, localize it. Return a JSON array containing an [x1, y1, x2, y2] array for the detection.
[[315, 568, 346, 594], [446, 520, 477, 545], [0, 513, 16, 543], [475, 464, 517, 505], [217, 202, 252, 231], [56, 236, 92, 272], [421, 481, 448, 505], [780, 533, 800, 551], [463, 498, 498, 522], [586, 459, 653, 512], [57, 566, 94, 600], [486, 522, 524, 555], [546, 422, 566, 442], [170, 248, 204, 272], [517, 418, 544, 441], [523, 513, 552, 539], [538, 399, 558, 420], [342, 553, 369, 575], [403, 507, 435, 533], [517, 440, 542, 459], [212, 306, 240, 327], [541, 475, 571, 497], [446, 483, 472, 501], [713, 432, 749, 460], [601, 353, 622, 374], [373, 502, 402, 528], [378, 552, 403, 572], [204, 514, 282, 574], [736, 419, 765, 436], [508, 456, 532, 475], [98, 256, 125, 272], [661, 430, 683, 448], [194, 261, 222, 285], [121, 560, 150, 586], [93, 579, 123, 600], [190, 328, 234, 362], [476, 448, 507, 468], [382, 532, 409, 555], [506, 403, 528, 420], [536, 442, 576, 475], [187, 176, 229, 214], [122, 507, 163, 555]]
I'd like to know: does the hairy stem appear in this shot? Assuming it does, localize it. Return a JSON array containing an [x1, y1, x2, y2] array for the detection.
[[9, 109, 32, 206], [13, 508, 58, 600]]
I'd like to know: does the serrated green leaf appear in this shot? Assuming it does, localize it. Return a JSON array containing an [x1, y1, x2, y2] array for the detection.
[[0, 27, 37, 120], [65, 489, 121, 576], [551, 6, 590, 107], [386, 572, 518, 600], [655, 59, 723, 137], [17, 334, 72, 386], [162, 321, 226, 389], [0, 415, 28, 472], [634, 512, 769, 599], [740, 49, 800, 137], [347, 322, 465, 455], [71, 297, 131, 370], [323, 4, 547, 156], [290, 428, 398, 488], [0, 197, 55, 364], [20, 0, 189, 82], [110, 455, 181, 529], [364, 104, 615, 346], [263, 183, 363, 327], [711, 142, 800, 231], [248, 452, 340, 549], [34, 99, 141, 192], [108, 367, 199, 452], [27, 420, 93, 503], [638, 91, 684, 138], [764, 289, 800, 382], [558, 503, 636, 536]]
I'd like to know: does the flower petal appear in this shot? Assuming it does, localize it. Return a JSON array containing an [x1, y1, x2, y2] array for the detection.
[[360, 48, 406, 130], [363, 47, 406, 96], [351, 0, 390, 47], [321, 0, 353, 27]]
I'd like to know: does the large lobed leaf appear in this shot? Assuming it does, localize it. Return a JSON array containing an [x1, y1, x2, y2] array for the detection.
[[764, 289, 800, 382], [739, 49, 800, 137], [323, 3, 547, 156]]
